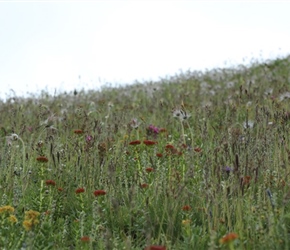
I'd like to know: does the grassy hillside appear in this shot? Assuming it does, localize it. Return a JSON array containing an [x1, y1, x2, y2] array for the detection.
[[1, 55, 290, 250]]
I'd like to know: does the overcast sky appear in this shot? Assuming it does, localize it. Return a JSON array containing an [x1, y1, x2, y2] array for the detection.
[[0, 1, 290, 100]]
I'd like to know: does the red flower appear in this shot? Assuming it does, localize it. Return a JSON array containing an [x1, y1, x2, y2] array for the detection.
[[74, 129, 83, 134], [80, 236, 90, 242], [57, 187, 63, 192], [156, 153, 163, 158], [93, 190, 106, 196], [182, 205, 191, 211], [129, 140, 141, 145], [143, 140, 157, 146], [145, 167, 154, 173], [219, 232, 238, 244], [45, 180, 56, 186], [36, 156, 48, 162], [75, 188, 85, 194], [144, 245, 166, 250], [165, 144, 174, 149], [194, 147, 202, 152], [140, 183, 149, 188]]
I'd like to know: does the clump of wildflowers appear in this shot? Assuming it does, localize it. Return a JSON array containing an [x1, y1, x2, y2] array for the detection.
[[23, 210, 40, 231]]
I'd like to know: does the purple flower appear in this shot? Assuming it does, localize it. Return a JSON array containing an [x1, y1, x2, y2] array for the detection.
[[86, 135, 93, 142], [148, 125, 159, 134], [224, 166, 233, 173]]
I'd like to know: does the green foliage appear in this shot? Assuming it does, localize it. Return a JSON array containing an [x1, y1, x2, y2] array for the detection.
[[0, 55, 290, 249]]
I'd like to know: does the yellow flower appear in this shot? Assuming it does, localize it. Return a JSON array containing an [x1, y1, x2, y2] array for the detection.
[[0, 205, 15, 214], [182, 219, 191, 226], [23, 220, 33, 231], [8, 215, 18, 224], [23, 210, 40, 231], [24, 210, 40, 221]]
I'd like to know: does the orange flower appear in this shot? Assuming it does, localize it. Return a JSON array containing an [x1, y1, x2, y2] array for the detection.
[[182, 205, 191, 211], [74, 129, 83, 134], [93, 190, 106, 196], [75, 188, 85, 194], [144, 246, 166, 250], [80, 236, 90, 242], [45, 180, 56, 186], [36, 156, 48, 162], [242, 176, 251, 186], [159, 128, 167, 133], [129, 140, 141, 145], [143, 140, 157, 146], [219, 232, 238, 244]]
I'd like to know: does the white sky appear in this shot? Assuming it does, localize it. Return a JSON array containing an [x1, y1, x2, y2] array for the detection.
[[0, 1, 290, 100]]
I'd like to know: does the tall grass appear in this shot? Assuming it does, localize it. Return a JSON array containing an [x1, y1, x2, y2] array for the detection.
[[1, 55, 290, 249]]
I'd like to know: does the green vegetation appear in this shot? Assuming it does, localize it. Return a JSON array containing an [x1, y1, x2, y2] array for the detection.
[[1, 55, 290, 249]]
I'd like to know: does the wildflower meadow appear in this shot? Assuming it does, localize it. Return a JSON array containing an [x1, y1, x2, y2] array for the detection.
[[1, 56, 290, 249]]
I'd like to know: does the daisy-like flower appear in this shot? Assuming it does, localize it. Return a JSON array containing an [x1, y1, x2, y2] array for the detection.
[[172, 108, 191, 121], [130, 118, 141, 129]]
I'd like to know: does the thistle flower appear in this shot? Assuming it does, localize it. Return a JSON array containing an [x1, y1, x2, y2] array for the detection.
[[147, 125, 160, 135]]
